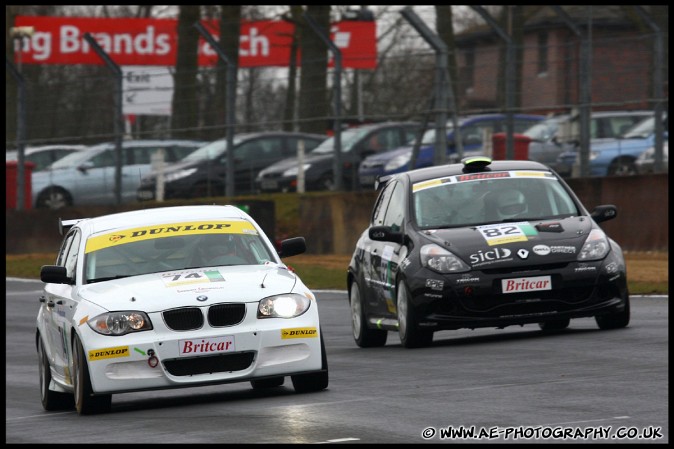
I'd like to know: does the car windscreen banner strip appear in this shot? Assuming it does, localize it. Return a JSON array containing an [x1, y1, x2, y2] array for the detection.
[[85, 220, 257, 253]]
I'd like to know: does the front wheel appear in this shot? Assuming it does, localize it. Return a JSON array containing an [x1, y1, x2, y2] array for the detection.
[[596, 295, 631, 330], [36, 187, 72, 210], [38, 336, 74, 411], [350, 280, 387, 347], [291, 329, 329, 393], [73, 333, 112, 415], [397, 280, 433, 348]]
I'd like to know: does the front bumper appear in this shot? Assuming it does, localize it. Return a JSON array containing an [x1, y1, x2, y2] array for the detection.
[[83, 302, 323, 394], [405, 255, 627, 331]]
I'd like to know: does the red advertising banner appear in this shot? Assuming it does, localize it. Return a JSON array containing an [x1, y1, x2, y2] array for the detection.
[[13, 16, 377, 69]]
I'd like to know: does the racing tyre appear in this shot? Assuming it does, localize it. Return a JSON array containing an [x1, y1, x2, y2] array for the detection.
[[350, 280, 387, 347], [595, 295, 631, 330], [538, 318, 570, 332], [397, 280, 433, 348], [73, 333, 112, 415], [250, 377, 285, 389], [291, 329, 329, 393], [38, 336, 74, 411]]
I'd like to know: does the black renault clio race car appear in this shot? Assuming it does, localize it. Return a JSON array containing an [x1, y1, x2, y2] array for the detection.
[[347, 157, 630, 348]]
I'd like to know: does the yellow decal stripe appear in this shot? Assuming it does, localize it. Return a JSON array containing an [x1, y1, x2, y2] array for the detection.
[[281, 327, 318, 339], [413, 179, 442, 192], [85, 220, 257, 253], [88, 346, 130, 361]]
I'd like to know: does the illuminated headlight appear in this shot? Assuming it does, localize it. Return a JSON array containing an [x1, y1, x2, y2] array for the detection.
[[258, 293, 311, 318], [589, 150, 601, 161], [578, 229, 610, 261], [164, 168, 198, 183], [87, 311, 153, 336], [283, 164, 311, 177], [420, 244, 470, 273], [384, 153, 411, 171]]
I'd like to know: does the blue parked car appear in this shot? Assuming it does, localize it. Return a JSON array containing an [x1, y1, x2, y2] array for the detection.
[[556, 113, 668, 177], [358, 113, 544, 188]]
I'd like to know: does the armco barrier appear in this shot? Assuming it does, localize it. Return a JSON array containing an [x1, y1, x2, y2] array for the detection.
[[4, 174, 668, 255]]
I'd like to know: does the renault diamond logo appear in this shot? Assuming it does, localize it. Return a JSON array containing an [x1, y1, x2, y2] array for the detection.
[[196, 295, 208, 302], [517, 249, 529, 259]]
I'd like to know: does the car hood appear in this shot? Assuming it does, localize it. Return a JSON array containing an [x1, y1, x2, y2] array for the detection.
[[144, 160, 199, 179], [362, 146, 414, 164], [421, 216, 595, 268], [78, 264, 300, 312], [263, 153, 332, 174]]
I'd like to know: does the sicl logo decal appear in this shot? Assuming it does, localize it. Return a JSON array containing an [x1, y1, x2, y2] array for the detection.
[[477, 222, 538, 246], [89, 346, 130, 361], [281, 327, 318, 339]]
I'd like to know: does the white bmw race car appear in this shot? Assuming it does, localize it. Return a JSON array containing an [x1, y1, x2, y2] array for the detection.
[[37, 205, 328, 415]]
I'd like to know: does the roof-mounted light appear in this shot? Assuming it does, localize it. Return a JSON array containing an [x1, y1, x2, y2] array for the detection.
[[461, 156, 492, 172]]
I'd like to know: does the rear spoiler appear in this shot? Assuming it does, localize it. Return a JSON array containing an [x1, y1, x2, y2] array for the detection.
[[59, 218, 87, 236]]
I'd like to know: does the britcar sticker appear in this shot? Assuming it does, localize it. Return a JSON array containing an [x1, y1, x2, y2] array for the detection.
[[476, 222, 538, 246], [281, 327, 318, 339], [85, 220, 258, 253], [161, 270, 225, 287], [89, 346, 130, 361], [501, 276, 552, 294]]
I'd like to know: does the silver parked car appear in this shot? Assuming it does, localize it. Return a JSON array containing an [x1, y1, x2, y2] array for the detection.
[[6, 144, 87, 171], [32, 140, 206, 209]]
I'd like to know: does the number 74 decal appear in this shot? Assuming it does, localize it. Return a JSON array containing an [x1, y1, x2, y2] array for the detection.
[[476, 222, 538, 246]]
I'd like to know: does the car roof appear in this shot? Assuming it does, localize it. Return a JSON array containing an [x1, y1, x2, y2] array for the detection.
[[210, 131, 329, 143], [67, 205, 251, 236], [6, 144, 87, 159], [88, 139, 207, 150], [398, 159, 552, 185]]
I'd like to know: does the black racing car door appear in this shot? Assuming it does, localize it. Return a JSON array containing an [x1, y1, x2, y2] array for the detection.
[[369, 180, 407, 318]]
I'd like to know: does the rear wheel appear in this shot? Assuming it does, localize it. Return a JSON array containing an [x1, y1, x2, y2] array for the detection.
[[397, 280, 433, 348], [73, 333, 112, 415], [36, 187, 71, 210], [608, 158, 637, 176], [538, 318, 570, 332], [38, 336, 74, 411], [350, 280, 387, 347], [291, 329, 329, 393], [596, 295, 631, 330], [250, 377, 285, 389]]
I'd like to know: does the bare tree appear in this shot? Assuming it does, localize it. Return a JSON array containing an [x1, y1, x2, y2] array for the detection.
[[170, 5, 200, 139], [298, 5, 330, 135]]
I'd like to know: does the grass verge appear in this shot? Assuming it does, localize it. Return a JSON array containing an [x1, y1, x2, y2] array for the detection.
[[6, 251, 668, 294]]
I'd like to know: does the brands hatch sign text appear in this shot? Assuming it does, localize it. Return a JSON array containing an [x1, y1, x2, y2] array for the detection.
[[14, 16, 376, 69]]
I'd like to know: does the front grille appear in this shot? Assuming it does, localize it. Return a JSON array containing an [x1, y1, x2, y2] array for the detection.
[[163, 351, 255, 376], [208, 303, 246, 327], [481, 262, 568, 275], [163, 307, 204, 331]]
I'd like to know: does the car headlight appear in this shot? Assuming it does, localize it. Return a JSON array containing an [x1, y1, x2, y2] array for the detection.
[[578, 229, 610, 261], [282, 164, 312, 177], [384, 153, 411, 171], [420, 244, 470, 273], [637, 146, 654, 162], [164, 168, 198, 183], [589, 150, 601, 161], [258, 293, 311, 318], [87, 311, 153, 336]]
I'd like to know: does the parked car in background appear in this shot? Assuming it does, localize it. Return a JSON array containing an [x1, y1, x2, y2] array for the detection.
[[347, 156, 629, 349], [357, 113, 544, 189], [524, 110, 653, 170], [6, 144, 87, 171], [635, 141, 668, 174], [32, 140, 206, 209], [37, 205, 327, 415], [256, 122, 420, 192], [138, 132, 327, 201], [556, 113, 668, 177]]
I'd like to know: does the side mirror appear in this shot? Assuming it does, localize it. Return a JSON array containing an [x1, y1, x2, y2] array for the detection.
[[40, 265, 72, 284], [590, 205, 618, 224], [278, 237, 306, 258], [369, 225, 404, 244], [77, 161, 94, 173]]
